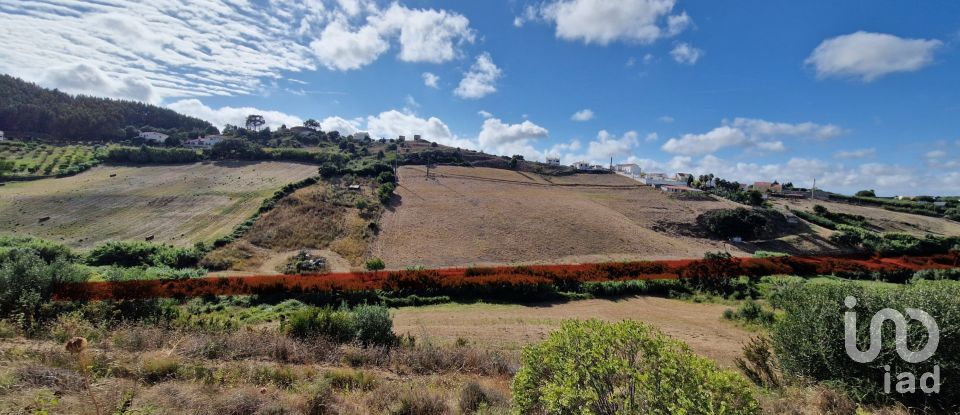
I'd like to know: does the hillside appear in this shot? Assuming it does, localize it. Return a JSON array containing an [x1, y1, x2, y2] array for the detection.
[[0, 75, 211, 140], [0, 161, 318, 248]]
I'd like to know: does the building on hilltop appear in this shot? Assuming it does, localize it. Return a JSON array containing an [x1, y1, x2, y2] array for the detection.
[[546, 157, 560, 166], [614, 163, 641, 176], [138, 131, 169, 144]]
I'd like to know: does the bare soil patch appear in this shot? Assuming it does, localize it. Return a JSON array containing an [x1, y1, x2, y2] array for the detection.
[[392, 296, 752, 367], [0, 161, 318, 248], [374, 166, 747, 268], [771, 198, 960, 236]]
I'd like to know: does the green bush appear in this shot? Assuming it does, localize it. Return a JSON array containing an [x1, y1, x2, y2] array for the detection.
[[87, 241, 200, 268], [377, 182, 396, 205], [512, 320, 759, 414], [770, 281, 960, 410], [365, 257, 386, 272], [283, 305, 395, 346], [723, 300, 775, 326], [0, 235, 75, 263], [697, 208, 770, 240], [351, 304, 394, 346], [0, 249, 88, 331]]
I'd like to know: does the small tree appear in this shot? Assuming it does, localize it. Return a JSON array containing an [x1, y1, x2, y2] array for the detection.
[[365, 257, 385, 273], [855, 189, 876, 198], [513, 320, 759, 414], [245, 114, 265, 132], [303, 119, 321, 130]]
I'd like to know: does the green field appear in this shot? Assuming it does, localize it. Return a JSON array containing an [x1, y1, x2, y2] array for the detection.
[[0, 141, 100, 177]]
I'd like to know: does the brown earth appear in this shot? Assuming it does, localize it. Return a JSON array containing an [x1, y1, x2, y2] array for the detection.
[[392, 296, 752, 367], [0, 161, 318, 248], [374, 166, 749, 268], [771, 197, 960, 236]]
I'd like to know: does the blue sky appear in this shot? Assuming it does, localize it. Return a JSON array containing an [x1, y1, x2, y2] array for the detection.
[[1, 0, 959, 195]]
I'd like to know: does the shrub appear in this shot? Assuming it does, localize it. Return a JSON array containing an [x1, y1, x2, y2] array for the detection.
[[723, 300, 775, 326], [365, 257, 386, 272], [771, 281, 960, 410], [352, 304, 395, 346], [138, 352, 181, 383], [459, 381, 506, 414], [0, 249, 87, 331], [698, 208, 769, 240], [377, 182, 396, 204], [512, 320, 759, 414], [87, 241, 200, 268], [284, 305, 395, 346]]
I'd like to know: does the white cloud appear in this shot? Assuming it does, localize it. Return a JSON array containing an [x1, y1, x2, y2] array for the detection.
[[455, 53, 502, 99], [662, 126, 747, 156], [661, 117, 843, 155], [586, 130, 639, 159], [44, 63, 159, 103], [926, 150, 947, 159], [658, 115, 674, 123], [626, 57, 637, 67], [478, 110, 493, 118], [834, 148, 876, 159], [166, 99, 303, 130], [538, 0, 691, 45], [310, 19, 390, 71], [571, 109, 595, 122], [645, 132, 659, 142], [422, 72, 440, 88], [805, 31, 942, 82], [374, 3, 476, 64], [321, 116, 362, 135], [0, 1, 477, 101], [643, 53, 656, 64], [670, 42, 703, 65], [478, 118, 549, 147]]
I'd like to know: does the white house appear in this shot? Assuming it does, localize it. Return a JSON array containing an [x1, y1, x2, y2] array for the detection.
[[0, 130, 5, 141], [183, 135, 226, 149], [546, 157, 560, 166], [614, 163, 641, 176], [572, 161, 591, 170], [138, 131, 169, 144], [638, 172, 684, 187], [661, 185, 702, 194]]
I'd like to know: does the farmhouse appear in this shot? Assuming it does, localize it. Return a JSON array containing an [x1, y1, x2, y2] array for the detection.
[[545, 157, 560, 166], [752, 181, 782, 193], [138, 131, 168, 144], [639, 173, 685, 188], [183, 135, 225, 149], [614, 163, 641, 176], [660, 185, 702, 194], [0, 130, 5, 141], [572, 161, 591, 170]]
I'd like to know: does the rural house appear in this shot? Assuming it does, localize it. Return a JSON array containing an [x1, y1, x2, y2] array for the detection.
[[183, 135, 225, 149], [752, 181, 782, 193], [614, 163, 641, 176], [0, 130, 5, 141], [138, 131, 169, 144], [546, 157, 560, 166], [660, 185, 702, 194], [572, 161, 591, 170]]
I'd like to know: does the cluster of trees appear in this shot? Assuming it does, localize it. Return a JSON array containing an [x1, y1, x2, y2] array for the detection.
[[0, 75, 211, 140]]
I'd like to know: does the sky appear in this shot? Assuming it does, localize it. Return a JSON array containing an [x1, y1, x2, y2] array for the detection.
[[1, 0, 959, 195]]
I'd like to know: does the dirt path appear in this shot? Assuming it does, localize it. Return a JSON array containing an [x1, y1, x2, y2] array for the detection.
[[392, 296, 752, 367]]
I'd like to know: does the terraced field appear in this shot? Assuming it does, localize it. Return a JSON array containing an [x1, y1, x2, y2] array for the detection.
[[0, 141, 99, 177], [0, 161, 318, 248]]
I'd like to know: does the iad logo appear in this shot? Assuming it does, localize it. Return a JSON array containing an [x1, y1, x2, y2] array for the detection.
[[844, 296, 940, 394]]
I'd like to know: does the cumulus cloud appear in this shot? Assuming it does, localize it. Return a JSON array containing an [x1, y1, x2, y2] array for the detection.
[[661, 117, 843, 155], [321, 116, 362, 135], [166, 99, 304, 129], [455, 53, 502, 99], [834, 148, 876, 159], [571, 109, 595, 121], [422, 72, 440, 88], [310, 19, 390, 71], [658, 115, 674, 123], [537, 0, 691, 45], [805, 31, 942, 82], [478, 118, 549, 147], [478, 110, 493, 118], [670, 42, 703, 65], [0, 0, 477, 101]]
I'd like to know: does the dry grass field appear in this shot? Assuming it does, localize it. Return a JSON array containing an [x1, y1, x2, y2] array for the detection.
[[0, 161, 318, 248], [392, 296, 752, 367], [771, 197, 960, 236], [374, 166, 749, 268]]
